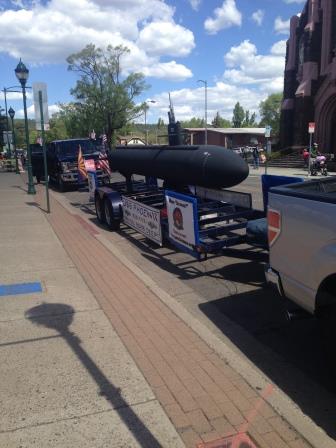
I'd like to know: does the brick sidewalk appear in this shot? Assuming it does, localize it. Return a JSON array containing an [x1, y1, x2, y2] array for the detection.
[[41, 191, 311, 448]]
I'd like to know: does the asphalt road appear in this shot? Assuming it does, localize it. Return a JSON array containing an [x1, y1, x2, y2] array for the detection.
[[53, 172, 336, 442]]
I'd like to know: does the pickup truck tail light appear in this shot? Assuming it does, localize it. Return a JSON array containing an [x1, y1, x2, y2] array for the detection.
[[267, 208, 281, 247]]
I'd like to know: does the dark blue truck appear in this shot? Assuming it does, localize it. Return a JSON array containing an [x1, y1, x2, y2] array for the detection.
[[46, 138, 109, 190]]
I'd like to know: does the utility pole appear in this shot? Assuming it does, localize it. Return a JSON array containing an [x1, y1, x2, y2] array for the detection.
[[197, 80, 208, 145]]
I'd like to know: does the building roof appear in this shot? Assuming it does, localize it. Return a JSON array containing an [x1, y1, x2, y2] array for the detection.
[[184, 127, 266, 135]]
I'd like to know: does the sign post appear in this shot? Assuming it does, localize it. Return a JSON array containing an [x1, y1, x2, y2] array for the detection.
[[264, 126, 271, 174], [33, 83, 50, 213], [308, 122, 315, 176]]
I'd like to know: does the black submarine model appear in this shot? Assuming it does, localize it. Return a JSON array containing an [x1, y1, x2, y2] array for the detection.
[[107, 94, 249, 189]]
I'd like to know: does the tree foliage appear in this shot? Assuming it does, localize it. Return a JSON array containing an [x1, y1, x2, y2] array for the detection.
[[211, 112, 231, 128], [157, 117, 165, 128], [232, 102, 245, 127], [66, 44, 149, 147], [181, 117, 205, 128], [231, 102, 258, 128], [259, 93, 283, 136], [242, 110, 257, 127]]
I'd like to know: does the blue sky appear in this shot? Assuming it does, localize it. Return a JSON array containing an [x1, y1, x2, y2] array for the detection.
[[0, 0, 305, 125]]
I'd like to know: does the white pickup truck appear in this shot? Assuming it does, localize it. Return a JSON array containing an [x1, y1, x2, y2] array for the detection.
[[265, 178, 336, 327]]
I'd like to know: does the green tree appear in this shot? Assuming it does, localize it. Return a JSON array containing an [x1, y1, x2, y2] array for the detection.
[[181, 117, 205, 128], [0, 111, 6, 149], [242, 110, 257, 127], [66, 44, 149, 147], [259, 93, 283, 136], [211, 112, 231, 128], [157, 117, 165, 128], [232, 102, 245, 127], [45, 113, 69, 142]]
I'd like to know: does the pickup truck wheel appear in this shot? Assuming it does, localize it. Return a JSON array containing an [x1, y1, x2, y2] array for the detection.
[[104, 198, 120, 231], [95, 195, 105, 224], [319, 301, 336, 372]]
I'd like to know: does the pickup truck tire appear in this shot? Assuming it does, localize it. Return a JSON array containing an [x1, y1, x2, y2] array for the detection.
[[95, 195, 105, 224], [318, 299, 336, 372], [104, 198, 120, 231]]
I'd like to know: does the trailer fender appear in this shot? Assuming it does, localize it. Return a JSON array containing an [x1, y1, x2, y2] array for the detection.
[[103, 190, 123, 221]]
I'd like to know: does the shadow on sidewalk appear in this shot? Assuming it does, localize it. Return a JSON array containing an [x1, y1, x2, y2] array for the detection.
[[199, 290, 336, 440], [11, 184, 28, 193], [25, 303, 162, 448], [103, 223, 268, 282], [26, 201, 48, 213]]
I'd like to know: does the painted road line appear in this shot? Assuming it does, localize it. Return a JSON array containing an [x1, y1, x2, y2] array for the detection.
[[0, 282, 42, 297]]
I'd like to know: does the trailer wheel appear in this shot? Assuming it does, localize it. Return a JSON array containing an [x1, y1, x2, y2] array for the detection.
[[95, 194, 105, 224], [104, 198, 120, 231]]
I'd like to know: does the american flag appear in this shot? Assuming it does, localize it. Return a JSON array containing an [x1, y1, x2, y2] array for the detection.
[[102, 134, 107, 145], [78, 145, 87, 182], [98, 150, 111, 176]]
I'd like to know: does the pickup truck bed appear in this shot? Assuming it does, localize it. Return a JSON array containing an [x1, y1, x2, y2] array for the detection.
[[266, 177, 336, 315]]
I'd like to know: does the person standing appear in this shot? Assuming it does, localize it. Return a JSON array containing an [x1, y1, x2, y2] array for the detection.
[[252, 146, 260, 169], [303, 148, 310, 167]]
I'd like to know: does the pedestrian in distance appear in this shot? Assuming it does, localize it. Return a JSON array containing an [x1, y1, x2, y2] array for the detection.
[[260, 151, 266, 164], [303, 148, 310, 167], [252, 146, 260, 169]]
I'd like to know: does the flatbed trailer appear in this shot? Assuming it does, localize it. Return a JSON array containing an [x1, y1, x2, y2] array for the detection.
[[94, 177, 264, 260]]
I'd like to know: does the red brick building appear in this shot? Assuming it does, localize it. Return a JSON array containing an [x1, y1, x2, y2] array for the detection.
[[184, 128, 266, 148], [280, 0, 336, 156]]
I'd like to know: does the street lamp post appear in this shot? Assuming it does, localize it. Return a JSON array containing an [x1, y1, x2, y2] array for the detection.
[[3, 89, 12, 158], [198, 80, 208, 145], [15, 59, 35, 194], [144, 100, 156, 144], [8, 107, 19, 174]]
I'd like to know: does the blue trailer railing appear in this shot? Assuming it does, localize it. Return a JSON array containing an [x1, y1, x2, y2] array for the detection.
[[94, 174, 304, 260]]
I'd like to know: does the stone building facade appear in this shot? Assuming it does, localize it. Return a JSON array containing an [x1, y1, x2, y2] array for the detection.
[[280, 0, 336, 155]]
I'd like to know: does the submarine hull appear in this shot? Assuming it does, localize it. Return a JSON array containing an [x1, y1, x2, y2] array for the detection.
[[108, 145, 249, 189]]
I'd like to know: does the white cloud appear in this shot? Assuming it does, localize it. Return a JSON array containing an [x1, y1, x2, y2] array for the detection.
[[251, 9, 264, 26], [142, 61, 193, 81], [0, 90, 33, 101], [223, 40, 285, 94], [283, 0, 305, 3], [188, 0, 201, 11], [137, 22, 195, 57], [16, 103, 60, 119], [0, 0, 194, 82], [204, 0, 242, 35], [271, 40, 287, 56], [152, 82, 264, 123], [274, 16, 290, 34]]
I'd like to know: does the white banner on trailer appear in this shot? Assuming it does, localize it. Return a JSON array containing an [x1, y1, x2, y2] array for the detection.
[[122, 196, 162, 245]]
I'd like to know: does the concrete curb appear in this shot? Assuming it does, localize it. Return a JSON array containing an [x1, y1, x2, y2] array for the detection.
[[50, 188, 335, 448]]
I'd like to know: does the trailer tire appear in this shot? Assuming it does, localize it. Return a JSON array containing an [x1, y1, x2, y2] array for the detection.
[[104, 198, 120, 231], [95, 194, 105, 224]]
